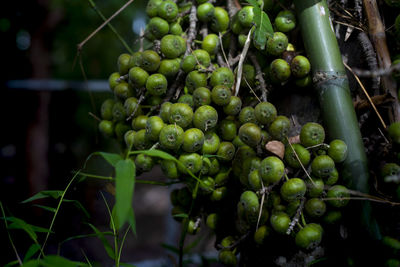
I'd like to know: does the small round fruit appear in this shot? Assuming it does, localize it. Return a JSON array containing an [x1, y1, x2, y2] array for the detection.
[[211, 85, 231, 106], [326, 185, 350, 207], [211, 186, 227, 201], [275, 10, 296, 33], [108, 72, 120, 90], [160, 34, 186, 59], [381, 163, 400, 183], [280, 178, 307, 202], [118, 53, 132, 75], [159, 124, 184, 150], [269, 115, 291, 141], [193, 87, 212, 107], [238, 123, 262, 147], [135, 154, 154, 173], [311, 155, 335, 178], [202, 34, 219, 55], [248, 169, 262, 191], [238, 6, 254, 28], [130, 52, 142, 67], [114, 82, 133, 100], [145, 116, 165, 141], [199, 176, 215, 194], [219, 119, 237, 141], [202, 132, 221, 154], [157, 0, 178, 22], [158, 58, 180, 78], [270, 59, 291, 83], [254, 101, 277, 125], [160, 159, 179, 179], [193, 105, 218, 132], [259, 156, 285, 184], [146, 0, 162, 17], [124, 130, 136, 149], [223, 96, 242, 116], [181, 55, 196, 73], [218, 250, 237, 266], [129, 67, 149, 88], [217, 142, 236, 161], [178, 153, 203, 174], [266, 32, 288, 56], [305, 198, 326, 217], [146, 73, 168, 96], [159, 102, 172, 122], [240, 191, 260, 224], [291, 55, 311, 78], [101, 99, 115, 120], [146, 17, 170, 39], [169, 103, 193, 128], [300, 122, 325, 147], [270, 211, 291, 234], [210, 67, 235, 88], [141, 50, 161, 72], [206, 213, 218, 230], [133, 129, 151, 150], [238, 106, 256, 124], [177, 94, 194, 109], [182, 128, 205, 153], [112, 102, 127, 122], [132, 115, 148, 130], [99, 120, 114, 137], [254, 225, 270, 245], [185, 71, 207, 92], [388, 122, 400, 144], [327, 139, 348, 163], [187, 219, 200, 235], [284, 143, 311, 168], [193, 49, 211, 68], [306, 179, 324, 197], [295, 223, 323, 250], [210, 7, 229, 33], [197, 3, 215, 22]]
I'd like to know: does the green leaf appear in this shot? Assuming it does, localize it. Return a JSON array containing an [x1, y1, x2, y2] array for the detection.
[[41, 255, 88, 267], [4, 217, 38, 242], [63, 199, 90, 218], [60, 231, 113, 245], [173, 213, 188, 218], [23, 244, 40, 262], [21, 190, 63, 203], [115, 159, 136, 229], [4, 260, 20, 267], [20, 260, 40, 267], [127, 207, 136, 236], [91, 152, 123, 167], [87, 223, 115, 259], [245, 0, 259, 7], [253, 8, 273, 50], [33, 204, 56, 213]]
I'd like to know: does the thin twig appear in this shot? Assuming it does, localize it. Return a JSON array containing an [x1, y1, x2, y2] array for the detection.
[[234, 29, 252, 96], [1, 202, 23, 265], [126, 94, 145, 121], [89, 112, 101, 122], [219, 32, 230, 69], [286, 197, 305, 235], [353, 62, 400, 78]]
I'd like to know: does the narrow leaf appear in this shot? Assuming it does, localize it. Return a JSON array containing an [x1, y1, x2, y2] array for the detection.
[[253, 8, 274, 49], [87, 223, 115, 259], [33, 204, 56, 213], [23, 244, 40, 262], [91, 152, 123, 167], [20, 260, 40, 267], [4, 260, 20, 267], [115, 159, 136, 229], [41, 255, 88, 267], [127, 207, 136, 236], [6, 217, 37, 242], [173, 213, 188, 218], [21, 191, 63, 203], [63, 199, 90, 218]]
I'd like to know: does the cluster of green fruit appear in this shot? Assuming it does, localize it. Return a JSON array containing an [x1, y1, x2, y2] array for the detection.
[[97, 0, 352, 264]]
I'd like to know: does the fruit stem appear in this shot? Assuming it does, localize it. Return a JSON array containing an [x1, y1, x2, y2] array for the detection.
[[300, 212, 307, 227]]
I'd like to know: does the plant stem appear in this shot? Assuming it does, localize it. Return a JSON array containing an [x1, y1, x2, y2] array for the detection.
[[0, 202, 23, 265]]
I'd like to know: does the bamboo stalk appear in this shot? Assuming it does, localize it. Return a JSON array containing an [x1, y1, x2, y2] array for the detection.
[[363, 0, 400, 123], [294, 0, 381, 240]]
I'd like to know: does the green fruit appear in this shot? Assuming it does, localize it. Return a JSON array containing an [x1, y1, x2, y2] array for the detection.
[[133, 129, 152, 150], [323, 210, 342, 224], [129, 67, 149, 88], [199, 176, 215, 194], [269, 115, 290, 141], [214, 167, 230, 185], [112, 102, 127, 122], [324, 167, 339, 185], [238, 122, 262, 147], [146, 17, 170, 39], [217, 142, 236, 161], [146, 0, 163, 17], [193, 105, 218, 132], [109, 72, 120, 90], [219, 119, 237, 141], [160, 34, 186, 59], [306, 179, 324, 197], [210, 67, 235, 88], [300, 122, 325, 147], [193, 87, 212, 107], [118, 53, 132, 75], [157, 0, 178, 22], [114, 82, 134, 100], [145, 116, 165, 141], [223, 96, 242, 116], [160, 159, 179, 179], [266, 32, 288, 56], [238, 6, 254, 28], [311, 155, 335, 178], [146, 73, 168, 96], [218, 250, 237, 266], [101, 99, 115, 120], [270, 211, 290, 234], [381, 163, 400, 183], [124, 130, 136, 149], [206, 213, 218, 230], [130, 52, 142, 67], [178, 153, 203, 174], [193, 49, 211, 68], [241, 156, 261, 185], [295, 223, 323, 250], [327, 139, 348, 163], [305, 198, 326, 217], [211, 85, 231, 106], [202, 34, 219, 55], [295, 75, 312, 87], [187, 219, 200, 235], [210, 7, 230, 33], [388, 122, 400, 144], [177, 94, 194, 109], [181, 55, 196, 73], [326, 185, 350, 207], [159, 102, 172, 122], [254, 101, 277, 125], [261, 130, 271, 146], [248, 169, 262, 191], [202, 132, 221, 154], [209, 158, 220, 176], [197, 3, 215, 22], [284, 143, 311, 169], [182, 128, 205, 152], [238, 106, 256, 124], [131, 115, 148, 130], [270, 58, 291, 83], [135, 154, 154, 173], [169, 103, 193, 128], [159, 124, 184, 150], [280, 178, 306, 202], [169, 22, 182, 35], [241, 64, 256, 88], [291, 55, 311, 78], [259, 156, 285, 184], [275, 10, 296, 33], [158, 58, 180, 78], [141, 50, 161, 72], [240, 191, 260, 224], [185, 71, 207, 92], [99, 120, 114, 137], [211, 186, 227, 201], [254, 225, 270, 245]]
